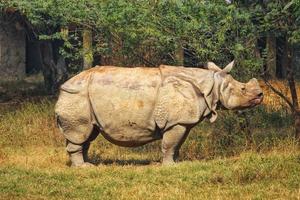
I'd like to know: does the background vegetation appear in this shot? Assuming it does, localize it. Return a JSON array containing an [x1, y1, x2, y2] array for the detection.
[[1, 0, 300, 199], [3, 0, 300, 76]]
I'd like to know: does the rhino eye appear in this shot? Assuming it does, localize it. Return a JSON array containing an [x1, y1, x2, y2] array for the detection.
[[241, 87, 246, 93]]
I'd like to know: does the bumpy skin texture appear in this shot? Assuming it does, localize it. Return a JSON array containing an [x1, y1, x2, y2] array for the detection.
[[55, 64, 263, 167]]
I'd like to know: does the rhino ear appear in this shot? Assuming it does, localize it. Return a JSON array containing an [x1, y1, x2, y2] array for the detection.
[[207, 62, 222, 72], [222, 60, 234, 73]]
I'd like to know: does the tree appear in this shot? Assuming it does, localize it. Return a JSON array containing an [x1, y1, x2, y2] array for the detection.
[[82, 28, 93, 69], [250, 0, 300, 139]]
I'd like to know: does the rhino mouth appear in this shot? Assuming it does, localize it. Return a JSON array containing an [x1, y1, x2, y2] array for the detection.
[[249, 96, 263, 105]]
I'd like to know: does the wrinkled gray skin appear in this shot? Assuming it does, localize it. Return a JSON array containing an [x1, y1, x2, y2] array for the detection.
[[55, 61, 263, 167]]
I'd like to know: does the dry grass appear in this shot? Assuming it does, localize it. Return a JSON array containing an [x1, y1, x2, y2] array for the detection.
[[0, 100, 63, 147]]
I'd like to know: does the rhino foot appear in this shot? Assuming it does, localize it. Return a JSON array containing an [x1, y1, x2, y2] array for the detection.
[[162, 160, 176, 166], [67, 141, 95, 168]]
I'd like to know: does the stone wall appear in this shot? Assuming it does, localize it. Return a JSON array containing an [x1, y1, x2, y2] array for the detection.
[[0, 19, 26, 81]]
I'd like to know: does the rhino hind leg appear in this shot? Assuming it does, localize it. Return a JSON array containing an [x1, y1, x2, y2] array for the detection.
[[65, 126, 100, 167], [82, 142, 90, 163], [66, 141, 92, 167], [161, 125, 189, 165], [82, 126, 100, 163]]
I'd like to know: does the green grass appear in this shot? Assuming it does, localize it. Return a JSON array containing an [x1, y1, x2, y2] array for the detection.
[[1, 79, 300, 199], [0, 151, 300, 200]]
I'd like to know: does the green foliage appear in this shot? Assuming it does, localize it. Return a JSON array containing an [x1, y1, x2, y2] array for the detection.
[[0, 1, 256, 70], [0, 0, 299, 76]]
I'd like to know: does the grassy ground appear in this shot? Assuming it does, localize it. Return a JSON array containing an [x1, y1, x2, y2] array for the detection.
[[1, 150, 300, 200], [0, 76, 300, 199]]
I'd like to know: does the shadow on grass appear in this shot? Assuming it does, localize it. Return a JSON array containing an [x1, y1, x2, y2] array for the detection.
[[95, 158, 154, 166], [65, 153, 160, 167], [90, 153, 160, 166]]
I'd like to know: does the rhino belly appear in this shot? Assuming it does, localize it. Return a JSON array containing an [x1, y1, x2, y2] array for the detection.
[[100, 127, 161, 147], [88, 68, 162, 147]]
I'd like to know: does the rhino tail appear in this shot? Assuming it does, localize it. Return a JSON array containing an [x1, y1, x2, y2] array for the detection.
[[60, 85, 80, 94], [59, 71, 91, 94], [55, 113, 64, 133]]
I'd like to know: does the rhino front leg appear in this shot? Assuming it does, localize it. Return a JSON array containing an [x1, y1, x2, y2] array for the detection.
[[161, 125, 188, 165], [66, 141, 94, 167]]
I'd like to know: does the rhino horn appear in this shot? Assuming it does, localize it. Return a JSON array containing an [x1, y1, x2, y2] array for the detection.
[[222, 60, 234, 73]]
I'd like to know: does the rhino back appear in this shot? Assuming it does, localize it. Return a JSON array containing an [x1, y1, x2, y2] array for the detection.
[[88, 66, 162, 145]]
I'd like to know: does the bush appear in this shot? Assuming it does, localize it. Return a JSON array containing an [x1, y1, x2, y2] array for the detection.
[[180, 105, 295, 160]]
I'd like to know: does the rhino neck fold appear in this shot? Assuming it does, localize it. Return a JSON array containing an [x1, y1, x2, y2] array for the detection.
[[202, 72, 220, 123], [157, 65, 221, 125]]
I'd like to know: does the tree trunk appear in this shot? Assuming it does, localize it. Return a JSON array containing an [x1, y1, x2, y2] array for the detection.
[[40, 42, 54, 93], [174, 44, 184, 65], [254, 39, 261, 59], [83, 28, 93, 69], [26, 40, 43, 74], [284, 40, 300, 139], [295, 111, 300, 139], [286, 42, 298, 109], [40, 41, 67, 94], [276, 36, 286, 78], [266, 33, 277, 77], [61, 27, 69, 41]]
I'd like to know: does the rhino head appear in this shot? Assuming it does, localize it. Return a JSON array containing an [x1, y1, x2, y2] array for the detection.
[[207, 61, 263, 111]]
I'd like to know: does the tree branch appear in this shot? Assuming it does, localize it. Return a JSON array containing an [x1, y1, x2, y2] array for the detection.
[[262, 77, 295, 111], [109, 32, 156, 67]]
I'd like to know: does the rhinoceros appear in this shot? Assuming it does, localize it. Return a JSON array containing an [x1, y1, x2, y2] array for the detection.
[[55, 61, 263, 167]]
